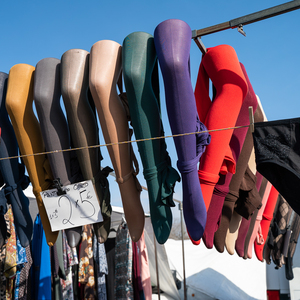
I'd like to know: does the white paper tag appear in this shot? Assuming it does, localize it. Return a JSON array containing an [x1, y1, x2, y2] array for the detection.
[[41, 180, 103, 231]]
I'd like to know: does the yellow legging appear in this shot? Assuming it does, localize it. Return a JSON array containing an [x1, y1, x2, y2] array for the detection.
[[6, 63, 58, 246]]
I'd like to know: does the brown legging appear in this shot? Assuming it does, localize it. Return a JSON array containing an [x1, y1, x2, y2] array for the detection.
[[89, 40, 144, 242], [6, 63, 58, 246], [60, 49, 111, 243]]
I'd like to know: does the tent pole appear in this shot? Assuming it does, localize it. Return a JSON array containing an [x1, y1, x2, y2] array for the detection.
[[153, 233, 161, 299], [179, 202, 187, 300]]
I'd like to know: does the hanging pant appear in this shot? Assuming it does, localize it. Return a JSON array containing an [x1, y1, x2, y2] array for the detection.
[[89, 39, 144, 242], [0, 72, 32, 248], [61, 49, 112, 244], [5, 64, 57, 246], [154, 19, 210, 242], [195, 44, 248, 212], [202, 63, 258, 248], [122, 31, 180, 244], [34, 57, 83, 247]]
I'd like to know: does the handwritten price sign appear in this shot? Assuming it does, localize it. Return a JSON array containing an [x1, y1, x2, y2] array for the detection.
[[41, 180, 103, 231]]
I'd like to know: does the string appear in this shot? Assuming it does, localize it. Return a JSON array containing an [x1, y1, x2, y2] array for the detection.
[[0, 123, 252, 161]]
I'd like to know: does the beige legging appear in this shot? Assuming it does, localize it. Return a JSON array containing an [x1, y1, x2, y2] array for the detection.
[[5, 64, 58, 246], [89, 40, 144, 242], [61, 49, 111, 243]]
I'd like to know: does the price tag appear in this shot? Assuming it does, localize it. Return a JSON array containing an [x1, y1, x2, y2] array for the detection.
[[41, 180, 103, 232]]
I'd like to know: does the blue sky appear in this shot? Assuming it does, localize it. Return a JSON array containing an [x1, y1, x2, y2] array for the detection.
[[1, 0, 300, 216]]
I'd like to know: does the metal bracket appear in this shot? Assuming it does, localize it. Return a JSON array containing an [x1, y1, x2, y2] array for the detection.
[[237, 24, 246, 36]]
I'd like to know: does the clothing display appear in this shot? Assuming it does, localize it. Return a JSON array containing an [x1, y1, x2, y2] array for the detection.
[[61, 49, 112, 244], [202, 63, 257, 248], [254, 186, 279, 261], [5, 64, 57, 247], [89, 40, 145, 242], [34, 57, 83, 248], [247, 181, 272, 259], [252, 117, 300, 216], [195, 44, 248, 213], [1, 17, 300, 298], [214, 104, 264, 253], [154, 18, 210, 243], [122, 31, 180, 245], [235, 171, 263, 257], [264, 195, 292, 266], [0, 72, 32, 248]]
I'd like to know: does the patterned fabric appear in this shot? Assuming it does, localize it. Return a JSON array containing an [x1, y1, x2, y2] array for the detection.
[[93, 234, 108, 300], [78, 224, 95, 300], [0, 242, 6, 300], [14, 235, 27, 299], [61, 230, 75, 300], [0, 209, 9, 300], [271, 196, 291, 267], [18, 245, 32, 300], [4, 207, 17, 279], [114, 222, 133, 300]]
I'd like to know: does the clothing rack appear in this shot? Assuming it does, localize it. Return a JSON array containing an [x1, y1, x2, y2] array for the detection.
[[192, 0, 300, 54]]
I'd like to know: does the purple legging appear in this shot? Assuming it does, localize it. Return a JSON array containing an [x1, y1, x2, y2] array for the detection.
[[154, 19, 210, 241]]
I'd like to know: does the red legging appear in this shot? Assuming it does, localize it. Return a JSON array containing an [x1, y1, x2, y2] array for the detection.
[[194, 44, 248, 210], [254, 185, 279, 261]]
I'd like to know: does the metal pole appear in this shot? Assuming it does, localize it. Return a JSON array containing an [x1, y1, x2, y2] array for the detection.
[[153, 233, 161, 300], [192, 0, 300, 38], [179, 202, 187, 300]]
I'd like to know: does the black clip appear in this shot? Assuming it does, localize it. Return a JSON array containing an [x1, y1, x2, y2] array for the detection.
[[53, 178, 66, 196]]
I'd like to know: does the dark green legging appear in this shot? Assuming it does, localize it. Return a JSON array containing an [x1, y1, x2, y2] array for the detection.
[[122, 31, 180, 244]]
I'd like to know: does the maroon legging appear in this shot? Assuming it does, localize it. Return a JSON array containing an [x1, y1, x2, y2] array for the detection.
[[202, 63, 257, 248]]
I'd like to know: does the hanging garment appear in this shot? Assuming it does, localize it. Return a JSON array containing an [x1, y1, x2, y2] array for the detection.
[[104, 237, 116, 300], [114, 222, 133, 299], [247, 181, 272, 259], [78, 224, 96, 299], [0, 209, 9, 300], [0, 212, 6, 249], [51, 230, 66, 300], [2, 207, 15, 300], [34, 57, 83, 248], [252, 117, 300, 216], [285, 211, 300, 280], [31, 214, 52, 300], [122, 31, 180, 244], [254, 186, 279, 261], [18, 245, 32, 300], [243, 175, 268, 259], [60, 230, 76, 300], [61, 49, 112, 244], [4, 206, 17, 280], [202, 63, 257, 248], [93, 234, 108, 300], [13, 235, 27, 299], [225, 165, 262, 255], [5, 64, 57, 246], [0, 244, 6, 300], [235, 171, 263, 257], [264, 195, 291, 266], [213, 103, 264, 253], [89, 40, 145, 242], [154, 19, 210, 243], [136, 232, 152, 300], [0, 72, 32, 248], [132, 241, 144, 300], [194, 44, 248, 213]]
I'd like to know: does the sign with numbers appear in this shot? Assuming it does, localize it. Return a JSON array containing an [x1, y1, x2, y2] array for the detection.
[[41, 180, 103, 232]]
